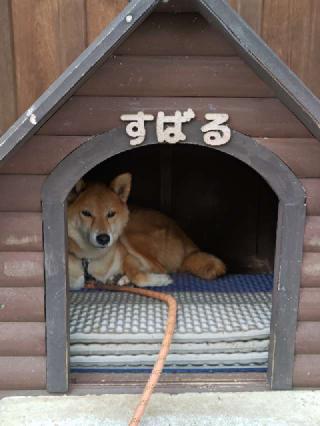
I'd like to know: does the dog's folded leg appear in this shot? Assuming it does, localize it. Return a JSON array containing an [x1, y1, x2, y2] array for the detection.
[[123, 254, 173, 287]]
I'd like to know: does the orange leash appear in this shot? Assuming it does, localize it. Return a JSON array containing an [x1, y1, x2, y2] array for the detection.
[[86, 282, 177, 426]]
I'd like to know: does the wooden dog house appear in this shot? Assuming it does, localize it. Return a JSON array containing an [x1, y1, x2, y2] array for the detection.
[[0, 0, 320, 394]]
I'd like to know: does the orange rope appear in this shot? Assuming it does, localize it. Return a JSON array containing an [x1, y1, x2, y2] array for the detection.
[[86, 282, 177, 426]]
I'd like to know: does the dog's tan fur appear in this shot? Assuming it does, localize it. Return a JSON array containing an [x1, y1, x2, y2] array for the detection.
[[68, 173, 226, 289]]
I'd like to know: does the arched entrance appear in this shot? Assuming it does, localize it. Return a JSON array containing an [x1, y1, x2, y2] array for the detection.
[[42, 122, 306, 392]]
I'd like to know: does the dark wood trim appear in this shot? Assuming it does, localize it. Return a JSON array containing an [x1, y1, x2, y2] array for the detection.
[[267, 201, 306, 389], [42, 202, 69, 393], [70, 372, 269, 394], [0, 373, 268, 397], [42, 122, 305, 393]]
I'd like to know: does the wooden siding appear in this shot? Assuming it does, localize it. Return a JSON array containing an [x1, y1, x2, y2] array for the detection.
[[293, 355, 320, 387], [77, 56, 274, 97], [0, 323, 45, 356], [0, 137, 318, 180], [0, 175, 46, 212], [0, 213, 42, 251], [296, 322, 320, 354], [0, 3, 320, 391], [0, 252, 44, 287], [0, 357, 46, 390], [38, 97, 310, 138], [0, 287, 44, 321]]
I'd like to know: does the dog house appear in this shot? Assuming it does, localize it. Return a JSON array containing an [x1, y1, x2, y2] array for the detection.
[[0, 0, 320, 395]]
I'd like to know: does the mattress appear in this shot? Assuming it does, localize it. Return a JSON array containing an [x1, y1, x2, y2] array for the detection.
[[70, 273, 273, 372]]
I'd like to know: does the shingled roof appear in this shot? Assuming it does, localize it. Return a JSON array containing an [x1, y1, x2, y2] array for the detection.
[[1, 0, 320, 162]]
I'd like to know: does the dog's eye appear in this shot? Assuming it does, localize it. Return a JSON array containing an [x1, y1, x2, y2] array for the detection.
[[81, 210, 92, 217], [107, 210, 116, 218]]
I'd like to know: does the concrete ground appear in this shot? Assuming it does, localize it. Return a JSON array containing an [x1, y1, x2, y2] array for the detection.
[[0, 391, 320, 425]]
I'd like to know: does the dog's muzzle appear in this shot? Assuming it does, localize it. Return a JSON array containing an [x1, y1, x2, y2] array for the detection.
[[96, 233, 110, 247]]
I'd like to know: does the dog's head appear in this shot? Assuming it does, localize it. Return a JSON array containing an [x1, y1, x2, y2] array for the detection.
[[68, 173, 131, 252]]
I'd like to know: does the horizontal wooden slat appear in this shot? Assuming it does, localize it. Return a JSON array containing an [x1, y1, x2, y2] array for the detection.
[[299, 288, 320, 320], [0, 356, 46, 389], [2, 137, 319, 177], [300, 179, 320, 216], [0, 323, 45, 356], [257, 139, 320, 178], [0, 175, 46, 212], [0, 136, 87, 175], [0, 287, 44, 321], [155, 1, 196, 13], [39, 97, 310, 138], [0, 213, 42, 251], [77, 56, 273, 98], [293, 355, 320, 387], [304, 216, 320, 252], [0, 252, 44, 287], [296, 322, 320, 354], [301, 253, 320, 287], [115, 13, 236, 56]]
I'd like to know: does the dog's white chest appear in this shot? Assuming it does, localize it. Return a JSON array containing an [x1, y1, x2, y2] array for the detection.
[[89, 248, 123, 283]]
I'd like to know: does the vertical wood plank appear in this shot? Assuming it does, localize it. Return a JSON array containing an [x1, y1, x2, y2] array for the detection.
[[57, 0, 86, 71], [228, 0, 264, 34], [0, 0, 17, 134], [86, 0, 128, 44], [11, 0, 86, 114], [262, 0, 320, 97]]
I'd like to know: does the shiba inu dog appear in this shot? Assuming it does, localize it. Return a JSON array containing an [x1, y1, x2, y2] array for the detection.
[[68, 173, 226, 290]]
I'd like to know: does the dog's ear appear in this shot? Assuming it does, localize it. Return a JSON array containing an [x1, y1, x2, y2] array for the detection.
[[67, 179, 87, 203], [110, 173, 132, 202], [75, 179, 86, 194]]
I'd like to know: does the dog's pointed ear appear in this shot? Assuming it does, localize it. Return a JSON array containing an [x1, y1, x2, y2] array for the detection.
[[75, 179, 86, 194], [67, 179, 87, 203], [110, 173, 132, 202]]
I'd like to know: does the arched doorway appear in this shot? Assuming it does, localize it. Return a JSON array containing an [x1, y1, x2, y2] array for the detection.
[[42, 122, 305, 392]]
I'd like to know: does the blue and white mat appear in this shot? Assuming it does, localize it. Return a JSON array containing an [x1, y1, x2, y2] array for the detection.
[[70, 274, 272, 373]]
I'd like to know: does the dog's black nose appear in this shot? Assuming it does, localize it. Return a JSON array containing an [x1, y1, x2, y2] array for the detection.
[[96, 233, 110, 246]]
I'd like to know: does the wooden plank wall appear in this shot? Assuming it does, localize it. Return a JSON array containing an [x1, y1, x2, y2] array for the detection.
[[1, 0, 320, 135], [0, 1, 320, 391]]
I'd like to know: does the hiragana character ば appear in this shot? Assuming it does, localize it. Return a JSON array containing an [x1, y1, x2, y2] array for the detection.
[[156, 108, 195, 144]]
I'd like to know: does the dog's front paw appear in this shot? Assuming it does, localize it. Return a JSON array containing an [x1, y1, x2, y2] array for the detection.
[[69, 276, 85, 290], [117, 274, 131, 286], [136, 273, 173, 287]]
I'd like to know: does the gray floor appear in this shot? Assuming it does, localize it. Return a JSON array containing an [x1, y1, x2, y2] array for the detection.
[[1, 391, 320, 425]]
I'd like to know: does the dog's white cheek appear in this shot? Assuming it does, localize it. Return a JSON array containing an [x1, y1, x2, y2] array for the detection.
[[89, 231, 98, 247]]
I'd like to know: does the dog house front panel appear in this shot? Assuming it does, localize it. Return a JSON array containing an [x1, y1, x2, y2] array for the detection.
[[0, 5, 319, 392]]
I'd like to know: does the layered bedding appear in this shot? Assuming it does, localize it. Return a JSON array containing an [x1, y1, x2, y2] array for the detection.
[[70, 273, 272, 373]]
